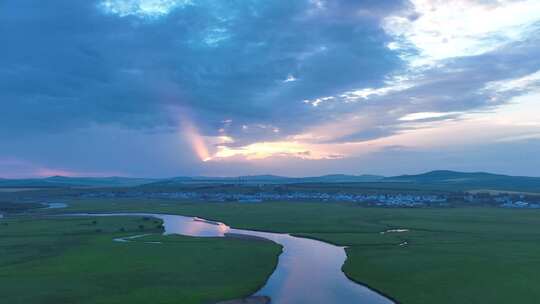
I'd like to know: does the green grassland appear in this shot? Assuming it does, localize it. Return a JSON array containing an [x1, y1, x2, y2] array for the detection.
[[40, 198, 540, 304], [0, 215, 281, 304]]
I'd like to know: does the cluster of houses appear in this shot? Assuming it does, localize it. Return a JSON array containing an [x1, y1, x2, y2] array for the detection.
[[496, 196, 540, 208], [79, 190, 449, 207], [52, 188, 540, 208], [14, 186, 538, 209], [465, 193, 540, 208], [500, 201, 540, 208]]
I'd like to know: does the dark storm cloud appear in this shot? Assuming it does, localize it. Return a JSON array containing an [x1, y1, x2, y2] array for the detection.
[[0, 0, 404, 139]]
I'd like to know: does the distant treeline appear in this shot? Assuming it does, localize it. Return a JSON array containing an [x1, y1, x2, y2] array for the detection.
[[0, 201, 42, 213]]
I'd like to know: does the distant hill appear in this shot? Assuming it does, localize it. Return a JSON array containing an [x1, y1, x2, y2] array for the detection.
[[301, 174, 384, 183], [385, 170, 540, 193], [144, 174, 384, 187], [386, 170, 507, 183], [0, 176, 159, 188], [2, 171, 539, 193]]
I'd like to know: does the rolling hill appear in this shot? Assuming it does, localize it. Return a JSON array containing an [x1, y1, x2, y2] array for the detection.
[[385, 170, 540, 192], [2, 170, 539, 193], [0, 176, 159, 188]]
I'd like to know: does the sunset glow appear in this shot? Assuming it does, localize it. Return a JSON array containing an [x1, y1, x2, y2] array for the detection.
[[211, 141, 344, 161], [181, 119, 211, 162]]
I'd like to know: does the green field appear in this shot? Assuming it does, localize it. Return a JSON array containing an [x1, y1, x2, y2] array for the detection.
[[37, 198, 540, 304], [0, 215, 281, 304]]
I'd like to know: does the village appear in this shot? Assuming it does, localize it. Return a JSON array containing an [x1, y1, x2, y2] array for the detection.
[[75, 188, 540, 208], [78, 189, 448, 207]]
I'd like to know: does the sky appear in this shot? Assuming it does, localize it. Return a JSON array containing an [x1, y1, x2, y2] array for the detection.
[[1, 0, 540, 178]]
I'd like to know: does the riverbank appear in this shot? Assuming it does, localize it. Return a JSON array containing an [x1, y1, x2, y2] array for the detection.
[[225, 232, 274, 242], [0, 215, 281, 304], [65, 212, 391, 303], [216, 296, 270, 304], [47, 199, 540, 304]]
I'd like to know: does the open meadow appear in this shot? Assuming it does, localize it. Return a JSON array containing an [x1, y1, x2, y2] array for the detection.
[[0, 214, 280, 304], [30, 198, 540, 304]]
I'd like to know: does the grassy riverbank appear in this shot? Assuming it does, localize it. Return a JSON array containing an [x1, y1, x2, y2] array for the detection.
[[48, 199, 540, 304], [0, 215, 281, 304]]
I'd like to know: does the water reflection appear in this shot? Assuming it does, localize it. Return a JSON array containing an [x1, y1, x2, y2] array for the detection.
[[159, 214, 230, 237], [44, 202, 68, 209], [380, 229, 409, 234], [232, 230, 392, 304], [74, 213, 393, 304]]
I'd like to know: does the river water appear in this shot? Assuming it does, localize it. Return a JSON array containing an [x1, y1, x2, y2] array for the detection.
[[73, 213, 393, 304], [44, 202, 69, 209]]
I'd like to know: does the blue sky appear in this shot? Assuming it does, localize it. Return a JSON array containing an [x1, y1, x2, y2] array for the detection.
[[1, 0, 539, 177]]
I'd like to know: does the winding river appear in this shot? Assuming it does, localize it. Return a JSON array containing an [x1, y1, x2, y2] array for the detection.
[[72, 213, 393, 304]]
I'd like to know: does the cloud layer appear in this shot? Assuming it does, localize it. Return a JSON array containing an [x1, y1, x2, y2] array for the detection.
[[1, 0, 539, 177]]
